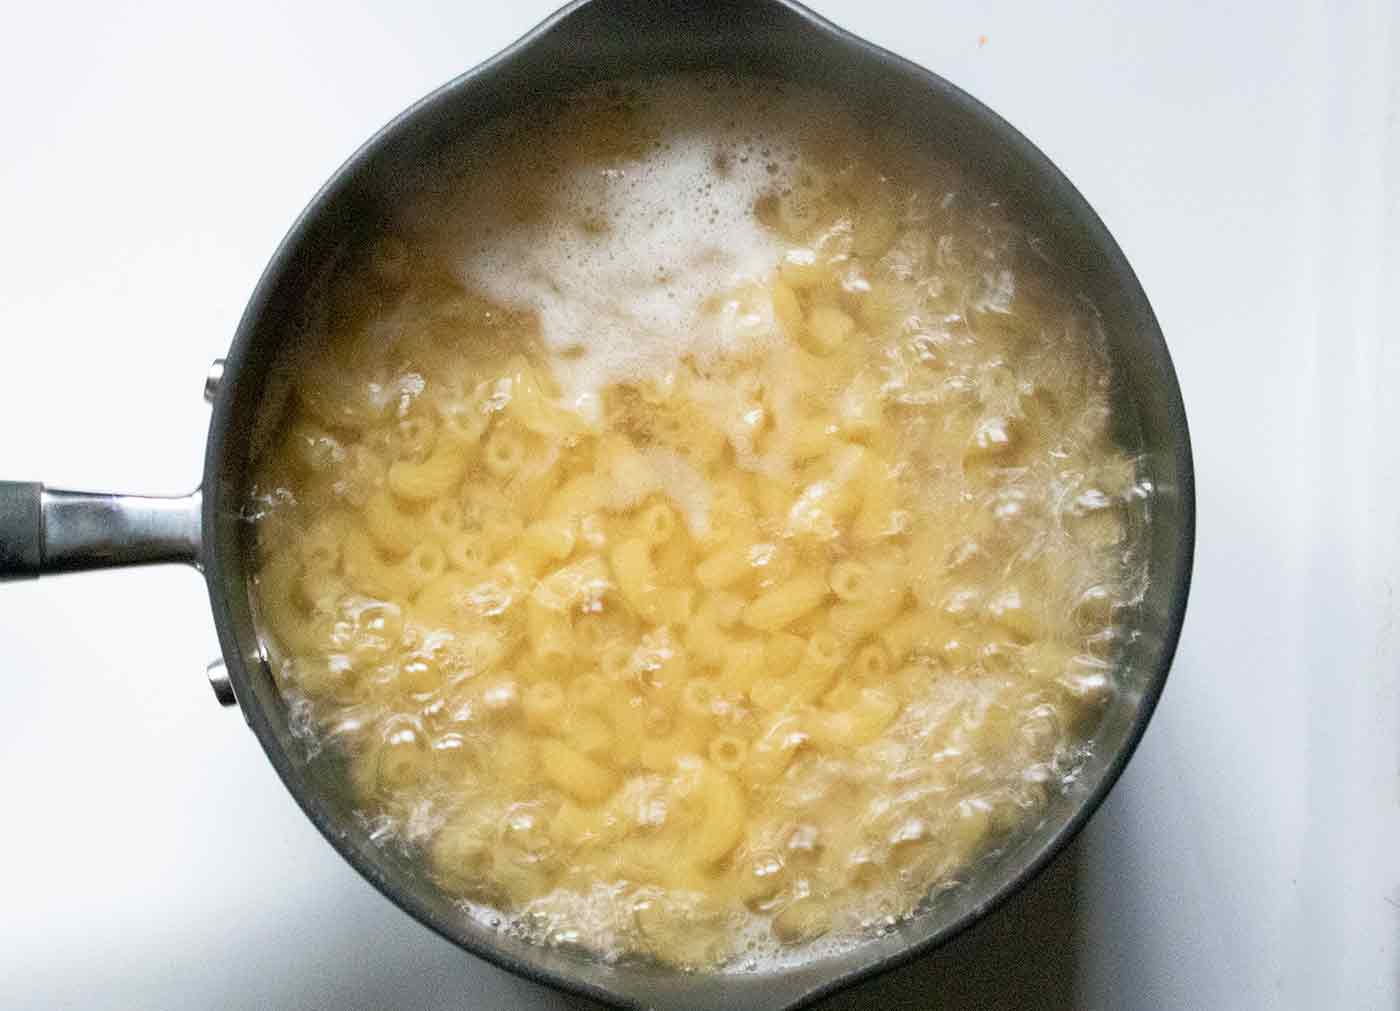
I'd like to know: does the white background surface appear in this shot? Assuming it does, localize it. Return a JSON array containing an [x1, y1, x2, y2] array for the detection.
[[1, 1, 1396, 1008]]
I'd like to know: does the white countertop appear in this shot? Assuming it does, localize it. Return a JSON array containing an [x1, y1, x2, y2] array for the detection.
[[1, 2, 1396, 1008]]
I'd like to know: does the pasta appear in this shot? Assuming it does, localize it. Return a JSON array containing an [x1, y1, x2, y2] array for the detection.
[[539, 738, 617, 804], [387, 432, 470, 502], [249, 75, 1149, 971], [741, 574, 829, 632], [610, 538, 662, 624], [680, 758, 747, 864]]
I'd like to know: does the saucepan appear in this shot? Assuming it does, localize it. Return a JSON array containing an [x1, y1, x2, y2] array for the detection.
[[0, 1, 1194, 1006]]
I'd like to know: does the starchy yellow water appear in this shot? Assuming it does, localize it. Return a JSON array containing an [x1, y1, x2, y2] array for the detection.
[[248, 76, 1150, 969]]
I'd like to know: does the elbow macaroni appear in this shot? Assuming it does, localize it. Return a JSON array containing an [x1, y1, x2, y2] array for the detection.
[[249, 77, 1147, 971]]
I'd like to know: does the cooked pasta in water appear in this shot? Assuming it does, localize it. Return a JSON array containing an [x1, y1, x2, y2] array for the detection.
[[248, 76, 1150, 968]]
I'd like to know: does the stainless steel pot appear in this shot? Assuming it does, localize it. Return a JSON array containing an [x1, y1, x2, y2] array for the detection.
[[0, 1, 1194, 1007]]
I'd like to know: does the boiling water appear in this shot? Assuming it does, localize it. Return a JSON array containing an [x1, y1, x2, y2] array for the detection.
[[247, 76, 1152, 971]]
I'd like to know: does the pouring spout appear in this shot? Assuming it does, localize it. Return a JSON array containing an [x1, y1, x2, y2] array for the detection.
[[509, 0, 845, 75]]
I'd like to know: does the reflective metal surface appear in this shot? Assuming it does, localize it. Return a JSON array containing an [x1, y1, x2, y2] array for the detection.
[[41, 488, 202, 574], [0, 482, 203, 579], [203, 359, 226, 404], [206, 657, 237, 707]]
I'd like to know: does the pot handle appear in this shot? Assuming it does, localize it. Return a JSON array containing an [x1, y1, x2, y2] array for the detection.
[[0, 481, 202, 580]]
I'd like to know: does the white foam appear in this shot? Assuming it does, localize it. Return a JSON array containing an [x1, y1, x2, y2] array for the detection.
[[641, 447, 713, 536], [435, 80, 798, 419]]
